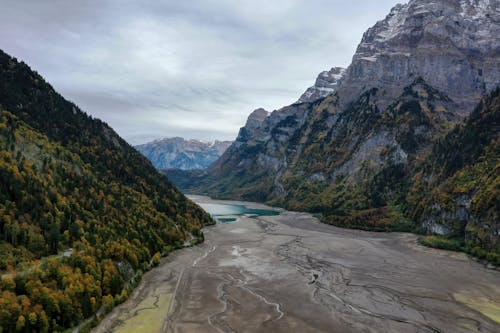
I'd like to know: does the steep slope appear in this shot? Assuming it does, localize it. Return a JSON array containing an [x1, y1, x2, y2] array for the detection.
[[407, 88, 500, 262], [194, 78, 458, 228], [277, 79, 458, 228], [197, 102, 313, 200], [0, 49, 212, 332], [337, 0, 499, 115], [297, 67, 346, 103], [177, 0, 499, 245], [135, 137, 231, 170]]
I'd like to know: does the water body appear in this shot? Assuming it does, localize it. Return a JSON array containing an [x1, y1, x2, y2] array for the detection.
[[93, 197, 500, 333], [197, 202, 279, 222]]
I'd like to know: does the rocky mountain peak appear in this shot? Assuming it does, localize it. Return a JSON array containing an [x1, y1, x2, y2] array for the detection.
[[337, 0, 500, 116], [297, 67, 346, 103], [235, 108, 270, 143], [135, 137, 232, 170], [245, 108, 269, 128]]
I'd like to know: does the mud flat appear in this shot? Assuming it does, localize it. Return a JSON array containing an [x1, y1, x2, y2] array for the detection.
[[93, 197, 500, 333]]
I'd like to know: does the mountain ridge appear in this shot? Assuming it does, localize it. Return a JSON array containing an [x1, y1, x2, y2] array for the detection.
[[335, 0, 499, 114], [166, 0, 500, 262], [297, 67, 346, 104], [135, 137, 232, 170]]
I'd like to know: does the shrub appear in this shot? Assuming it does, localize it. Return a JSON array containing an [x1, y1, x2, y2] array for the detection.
[[419, 235, 463, 251]]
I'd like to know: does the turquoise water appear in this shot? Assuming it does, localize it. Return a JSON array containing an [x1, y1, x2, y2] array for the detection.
[[197, 202, 279, 223], [216, 217, 238, 223]]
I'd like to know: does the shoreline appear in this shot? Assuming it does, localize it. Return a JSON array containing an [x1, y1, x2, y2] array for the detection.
[[93, 197, 500, 333], [186, 194, 284, 211], [188, 194, 499, 269]]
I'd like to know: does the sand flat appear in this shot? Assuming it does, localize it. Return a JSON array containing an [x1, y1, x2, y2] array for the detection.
[[93, 197, 500, 333]]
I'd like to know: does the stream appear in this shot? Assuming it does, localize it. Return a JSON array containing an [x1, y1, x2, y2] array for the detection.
[[92, 196, 500, 333]]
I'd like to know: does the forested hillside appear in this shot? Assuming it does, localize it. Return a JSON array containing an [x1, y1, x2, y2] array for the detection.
[[0, 49, 213, 332], [407, 89, 500, 262]]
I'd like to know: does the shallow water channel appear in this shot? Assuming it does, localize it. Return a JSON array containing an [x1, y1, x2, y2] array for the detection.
[[197, 202, 279, 222], [93, 196, 500, 333]]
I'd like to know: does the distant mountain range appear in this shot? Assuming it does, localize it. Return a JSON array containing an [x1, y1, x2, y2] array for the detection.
[[135, 137, 232, 170], [166, 0, 500, 263]]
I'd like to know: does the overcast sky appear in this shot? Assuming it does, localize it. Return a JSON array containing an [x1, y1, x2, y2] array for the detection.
[[0, 0, 401, 144]]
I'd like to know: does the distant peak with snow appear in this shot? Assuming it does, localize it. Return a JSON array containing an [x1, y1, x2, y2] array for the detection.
[[135, 137, 232, 170], [297, 67, 346, 103]]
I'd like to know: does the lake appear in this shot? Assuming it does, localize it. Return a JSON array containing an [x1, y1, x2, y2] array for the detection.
[[196, 202, 280, 222]]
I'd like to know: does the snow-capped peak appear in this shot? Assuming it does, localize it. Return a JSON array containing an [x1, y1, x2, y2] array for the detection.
[[297, 67, 346, 103]]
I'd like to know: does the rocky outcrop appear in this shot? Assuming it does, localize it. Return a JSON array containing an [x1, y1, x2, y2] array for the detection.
[[209, 102, 312, 185], [297, 67, 346, 103], [336, 0, 500, 115], [245, 108, 269, 129], [235, 108, 269, 144], [135, 137, 232, 170]]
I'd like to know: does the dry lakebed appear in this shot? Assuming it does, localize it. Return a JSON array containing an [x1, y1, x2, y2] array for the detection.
[[93, 196, 500, 333]]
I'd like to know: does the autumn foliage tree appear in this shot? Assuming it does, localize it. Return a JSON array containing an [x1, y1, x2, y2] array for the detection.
[[0, 49, 214, 332]]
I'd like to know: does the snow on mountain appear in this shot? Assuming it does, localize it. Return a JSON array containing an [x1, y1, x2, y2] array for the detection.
[[338, 0, 500, 115], [135, 137, 232, 170], [297, 67, 346, 103]]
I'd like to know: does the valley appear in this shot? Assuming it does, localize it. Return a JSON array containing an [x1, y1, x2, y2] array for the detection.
[[0, 1, 498, 332], [93, 197, 500, 333]]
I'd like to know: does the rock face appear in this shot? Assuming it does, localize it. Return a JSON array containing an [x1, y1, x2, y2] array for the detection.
[[207, 77, 459, 200], [135, 137, 232, 170], [337, 0, 500, 115], [236, 108, 269, 143], [178, 0, 499, 256], [407, 89, 500, 254], [297, 67, 346, 103], [205, 0, 499, 190]]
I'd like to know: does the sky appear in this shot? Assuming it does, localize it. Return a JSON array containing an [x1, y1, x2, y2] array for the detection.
[[0, 0, 401, 145]]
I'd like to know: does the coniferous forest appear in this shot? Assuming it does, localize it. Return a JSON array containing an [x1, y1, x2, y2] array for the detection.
[[0, 49, 213, 332]]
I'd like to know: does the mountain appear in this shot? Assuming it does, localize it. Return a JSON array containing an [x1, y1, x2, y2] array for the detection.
[[135, 137, 231, 170], [337, 0, 499, 116], [297, 67, 346, 103], [407, 88, 499, 261], [168, 0, 499, 261], [0, 49, 213, 332]]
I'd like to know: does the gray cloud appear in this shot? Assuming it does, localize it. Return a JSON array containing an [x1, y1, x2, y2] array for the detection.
[[0, 0, 401, 144]]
